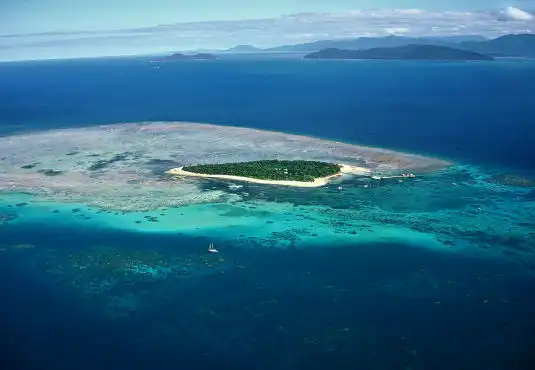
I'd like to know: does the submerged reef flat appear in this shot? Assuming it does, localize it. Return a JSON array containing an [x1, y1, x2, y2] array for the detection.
[[2, 164, 535, 319], [0, 122, 448, 211], [0, 123, 534, 318], [2, 122, 533, 277]]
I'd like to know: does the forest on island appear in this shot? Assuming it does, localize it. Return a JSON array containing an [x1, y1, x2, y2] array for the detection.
[[183, 160, 340, 182]]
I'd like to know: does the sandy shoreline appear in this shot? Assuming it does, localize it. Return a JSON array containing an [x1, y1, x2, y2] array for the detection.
[[166, 164, 372, 188]]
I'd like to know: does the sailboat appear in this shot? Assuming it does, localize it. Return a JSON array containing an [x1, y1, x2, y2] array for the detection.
[[208, 242, 218, 253]]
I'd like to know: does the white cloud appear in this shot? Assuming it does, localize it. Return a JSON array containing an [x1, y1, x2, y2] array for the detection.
[[1, 7, 534, 61], [394, 9, 424, 15], [384, 27, 410, 34], [500, 6, 534, 21]]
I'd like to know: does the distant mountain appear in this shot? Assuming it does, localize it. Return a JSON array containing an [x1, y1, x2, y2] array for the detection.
[[263, 34, 535, 57], [425, 35, 488, 43], [185, 48, 222, 54], [224, 45, 262, 53], [263, 35, 484, 53], [173, 33, 533, 59], [459, 34, 535, 57], [304, 45, 494, 61], [160, 52, 217, 61]]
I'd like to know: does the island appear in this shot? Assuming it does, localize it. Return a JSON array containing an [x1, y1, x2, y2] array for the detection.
[[166, 160, 372, 187], [159, 52, 217, 61], [304, 44, 494, 61], [458, 34, 535, 58]]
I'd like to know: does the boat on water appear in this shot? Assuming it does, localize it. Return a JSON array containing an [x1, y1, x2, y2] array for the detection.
[[208, 242, 218, 253]]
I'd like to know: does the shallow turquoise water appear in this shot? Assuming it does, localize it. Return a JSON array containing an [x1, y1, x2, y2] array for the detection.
[[2, 163, 534, 309]]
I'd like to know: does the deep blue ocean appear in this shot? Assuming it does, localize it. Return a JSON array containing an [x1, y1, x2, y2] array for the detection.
[[1, 56, 535, 370], [1, 57, 534, 169]]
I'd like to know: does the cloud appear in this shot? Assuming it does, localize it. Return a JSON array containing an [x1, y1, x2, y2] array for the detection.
[[499, 6, 534, 21], [1, 7, 534, 61], [384, 27, 410, 34]]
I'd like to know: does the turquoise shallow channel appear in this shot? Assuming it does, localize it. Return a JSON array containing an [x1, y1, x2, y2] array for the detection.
[[2, 162, 534, 257]]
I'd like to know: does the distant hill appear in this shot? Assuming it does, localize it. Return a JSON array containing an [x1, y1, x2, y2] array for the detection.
[[264, 36, 444, 53], [260, 34, 533, 57], [184, 48, 222, 54], [176, 34, 533, 58], [160, 52, 217, 61], [459, 34, 535, 57], [223, 45, 262, 53], [304, 45, 494, 61], [263, 35, 489, 53], [426, 35, 488, 43]]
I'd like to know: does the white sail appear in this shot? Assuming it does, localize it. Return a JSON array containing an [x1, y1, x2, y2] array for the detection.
[[208, 242, 218, 253]]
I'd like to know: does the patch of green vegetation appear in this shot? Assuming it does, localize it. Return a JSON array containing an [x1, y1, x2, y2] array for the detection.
[[183, 160, 340, 182]]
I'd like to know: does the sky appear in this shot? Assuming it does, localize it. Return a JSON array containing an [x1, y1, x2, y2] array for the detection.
[[1, 0, 534, 61], [3, 0, 531, 34]]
